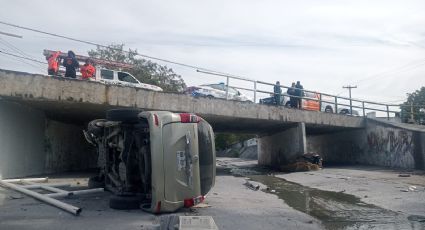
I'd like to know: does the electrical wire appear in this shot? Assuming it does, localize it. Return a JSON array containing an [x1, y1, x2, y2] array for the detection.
[[0, 49, 47, 64], [0, 38, 45, 69], [0, 20, 236, 77]]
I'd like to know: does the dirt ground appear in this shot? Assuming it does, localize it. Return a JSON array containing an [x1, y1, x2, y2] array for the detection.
[[0, 158, 424, 230]]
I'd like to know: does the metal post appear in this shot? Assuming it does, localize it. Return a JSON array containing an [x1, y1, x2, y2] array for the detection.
[[334, 96, 338, 113], [253, 81, 257, 103], [225, 76, 229, 100], [386, 105, 390, 120], [319, 94, 322, 112], [349, 89, 352, 115], [343, 85, 357, 115], [362, 101, 365, 117]]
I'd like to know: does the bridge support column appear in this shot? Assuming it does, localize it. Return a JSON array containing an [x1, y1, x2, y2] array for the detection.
[[258, 122, 306, 168]]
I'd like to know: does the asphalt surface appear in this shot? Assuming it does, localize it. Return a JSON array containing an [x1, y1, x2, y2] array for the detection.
[[0, 158, 424, 229]]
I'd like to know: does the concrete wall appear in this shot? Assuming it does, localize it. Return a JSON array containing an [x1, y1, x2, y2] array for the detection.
[[44, 120, 97, 173], [0, 101, 96, 179], [0, 101, 45, 178], [258, 123, 306, 168], [307, 120, 424, 169], [307, 129, 365, 165]]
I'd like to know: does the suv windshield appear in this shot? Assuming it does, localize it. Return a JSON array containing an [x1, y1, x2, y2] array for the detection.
[[118, 72, 138, 83], [197, 120, 215, 195]]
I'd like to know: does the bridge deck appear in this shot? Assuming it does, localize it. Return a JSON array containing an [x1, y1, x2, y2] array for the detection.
[[0, 69, 364, 133]]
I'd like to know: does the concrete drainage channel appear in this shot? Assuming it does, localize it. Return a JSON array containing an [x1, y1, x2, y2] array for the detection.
[[218, 159, 425, 230]]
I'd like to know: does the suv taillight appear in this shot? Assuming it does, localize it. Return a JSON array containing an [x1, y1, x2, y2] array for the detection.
[[184, 195, 205, 208], [180, 113, 201, 123]]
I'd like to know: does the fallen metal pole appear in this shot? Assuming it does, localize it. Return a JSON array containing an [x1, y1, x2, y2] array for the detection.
[[47, 188, 104, 198], [0, 180, 82, 216], [21, 183, 71, 189], [3, 178, 48, 183]]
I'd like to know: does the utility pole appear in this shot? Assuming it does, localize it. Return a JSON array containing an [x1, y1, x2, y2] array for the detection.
[[343, 85, 357, 115]]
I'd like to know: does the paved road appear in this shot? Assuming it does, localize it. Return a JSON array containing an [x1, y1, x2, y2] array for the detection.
[[0, 158, 424, 229]]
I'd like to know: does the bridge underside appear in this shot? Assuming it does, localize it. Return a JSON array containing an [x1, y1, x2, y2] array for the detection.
[[4, 97, 359, 134], [0, 69, 424, 179]]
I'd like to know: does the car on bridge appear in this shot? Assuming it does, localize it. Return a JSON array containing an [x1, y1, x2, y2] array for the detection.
[[260, 91, 334, 112], [84, 109, 216, 213], [97, 68, 163, 92], [186, 83, 252, 102]]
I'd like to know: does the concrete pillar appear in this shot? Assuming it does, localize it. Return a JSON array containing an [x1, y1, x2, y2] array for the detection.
[[258, 122, 306, 168]]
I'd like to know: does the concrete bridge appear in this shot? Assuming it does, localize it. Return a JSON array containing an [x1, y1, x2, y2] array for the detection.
[[0, 69, 424, 178]]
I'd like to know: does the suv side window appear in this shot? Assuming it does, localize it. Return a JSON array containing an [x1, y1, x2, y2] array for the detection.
[[226, 87, 238, 95], [209, 84, 225, 91], [101, 69, 114, 80], [118, 72, 138, 83]]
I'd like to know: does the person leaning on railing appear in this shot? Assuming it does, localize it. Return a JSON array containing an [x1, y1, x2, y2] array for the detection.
[[273, 81, 282, 105], [295, 81, 304, 109]]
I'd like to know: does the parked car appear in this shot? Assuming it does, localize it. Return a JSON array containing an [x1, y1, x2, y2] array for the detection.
[[84, 109, 216, 213], [338, 108, 360, 116], [186, 83, 252, 102], [96, 69, 163, 92], [260, 91, 334, 112], [259, 94, 286, 106]]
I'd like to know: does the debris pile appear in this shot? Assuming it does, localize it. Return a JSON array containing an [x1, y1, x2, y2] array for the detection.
[[280, 153, 323, 172]]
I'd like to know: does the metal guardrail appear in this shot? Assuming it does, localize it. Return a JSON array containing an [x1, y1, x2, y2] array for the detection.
[[196, 70, 420, 120]]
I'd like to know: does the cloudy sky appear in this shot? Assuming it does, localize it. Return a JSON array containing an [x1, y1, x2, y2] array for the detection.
[[0, 0, 424, 107]]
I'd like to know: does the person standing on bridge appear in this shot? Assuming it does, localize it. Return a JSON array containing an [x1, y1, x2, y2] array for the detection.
[[294, 81, 304, 109], [287, 82, 296, 108], [80, 59, 96, 80], [62, 50, 79, 78], [47, 51, 61, 76], [273, 81, 282, 105]]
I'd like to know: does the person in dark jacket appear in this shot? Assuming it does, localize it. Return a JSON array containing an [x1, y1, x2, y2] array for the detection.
[[294, 81, 304, 109], [287, 82, 296, 108], [273, 81, 282, 105], [62, 51, 79, 78]]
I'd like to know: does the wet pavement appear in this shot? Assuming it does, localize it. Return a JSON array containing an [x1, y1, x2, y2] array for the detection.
[[217, 157, 425, 229], [250, 175, 417, 230], [0, 158, 424, 229]]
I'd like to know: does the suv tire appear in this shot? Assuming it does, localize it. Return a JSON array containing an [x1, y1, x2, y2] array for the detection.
[[88, 175, 104, 188], [109, 195, 141, 210], [106, 109, 142, 123], [87, 119, 106, 136]]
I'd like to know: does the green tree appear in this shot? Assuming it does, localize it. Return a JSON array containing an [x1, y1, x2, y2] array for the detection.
[[401, 87, 425, 124], [88, 44, 186, 92]]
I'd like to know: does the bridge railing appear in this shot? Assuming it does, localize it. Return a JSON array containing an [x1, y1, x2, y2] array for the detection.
[[196, 70, 411, 120]]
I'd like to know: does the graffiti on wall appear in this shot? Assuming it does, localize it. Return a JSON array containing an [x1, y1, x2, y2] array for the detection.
[[367, 127, 414, 168], [367, 129, 413, 154]]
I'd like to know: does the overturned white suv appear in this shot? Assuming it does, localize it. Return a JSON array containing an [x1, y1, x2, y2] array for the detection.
[[84, 109, 216, 213]]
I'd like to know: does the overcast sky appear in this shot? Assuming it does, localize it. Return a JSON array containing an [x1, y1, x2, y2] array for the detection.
[[0, 0, 424, 107]]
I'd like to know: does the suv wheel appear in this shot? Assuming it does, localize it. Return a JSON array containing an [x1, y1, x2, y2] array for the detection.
[[109, 195, 141, 210], [88, 175, 104, 188]]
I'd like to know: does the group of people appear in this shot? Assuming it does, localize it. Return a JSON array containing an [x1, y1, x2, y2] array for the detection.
[[47, 50, 96, 80], [273, 81, 304, 109]]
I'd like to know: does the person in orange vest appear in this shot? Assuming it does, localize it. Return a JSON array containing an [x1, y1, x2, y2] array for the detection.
[[47, 51, 61, 76], [80, 58, 96, 80]]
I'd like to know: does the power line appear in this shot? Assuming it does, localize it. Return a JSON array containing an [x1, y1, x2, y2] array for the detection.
[[0, 38, 45, 69], [0, 49, 47, 64], [0, 30, 22, 38], [0, 20, 235, 76]]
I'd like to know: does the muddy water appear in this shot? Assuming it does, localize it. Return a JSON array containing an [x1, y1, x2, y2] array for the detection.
[[249, 175, 421, 230]]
